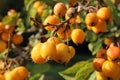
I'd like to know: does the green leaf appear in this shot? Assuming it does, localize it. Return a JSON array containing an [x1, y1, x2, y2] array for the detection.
[[85, 31, 97, 42], [29, 73, 44, 80], [88, 71, 96, 80], [2, 13, 20, 26], [26, 63, 50, 74], [88, 39, 103, 55], [24, 0, 35, 11], [59, 61, 92, 80], [75, 62, 94, 80]]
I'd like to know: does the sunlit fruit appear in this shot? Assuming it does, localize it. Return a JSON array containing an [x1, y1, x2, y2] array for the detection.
[[97, 7, 112, 23], [96, 71, 108, 80], [71, 28, 85, 45], [0, 74, 5, 80], [47, 36, 61, 45], [31, 43, 47, 64], [0, 40, 7, 53], [54, 43, 71, 64], [33, 1, 41, 9], [40, 42, 56, 60], [93, 58, 106, 72], [44, 15, 60, 30], [13, 66, 29, 80], [0, 22, 5, 33], [96, 49, 107, 59], [12, 34, 24, 45], [91, 19, 106, 34], [54, 2, 67, 17], [107, 46, 120, 60], [102, 60, 120, 80], [1, 32, 10, 42], [85, 13, 98, 27], [5, 70, 21, 80]]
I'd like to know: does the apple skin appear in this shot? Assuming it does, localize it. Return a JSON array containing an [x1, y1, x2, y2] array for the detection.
[[93, 58, 106, 72], [107, 46, 120, 60]]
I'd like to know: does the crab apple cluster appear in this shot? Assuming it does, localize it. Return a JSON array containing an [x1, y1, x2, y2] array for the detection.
[[0, 9, 24, 53], [85, 7, 113, 34], [31, 36, 75, 65], [93, 43, 120, 80], [0, 66, 28, 80], [30, 1, 87, 65]]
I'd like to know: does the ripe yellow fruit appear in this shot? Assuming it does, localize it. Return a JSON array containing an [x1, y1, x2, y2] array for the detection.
[[40, 42, 56, 60], [13, 66, 29, 80], [69, 0, 77, 7], [7, 9, 17, 16], [96, 71, 108, 80], [12, 34, 24, 45], [5, 70, 21, 80], [31, 43, 46, 64], [44, 15, 60, 30], [91, 19, 106, 34], [102, 61, 120, 80], [71, 28, 85, 45], [33, 1, 46, 9], [104, 38, 113, 46], [0, 74, 5, 80], [85, 13, 98, 27], [4, 25, 14, 33], [54, 2, 67, 17], [54, 43, 71, 64], [47, 36, 61, 45], [97, 7, 112, 23], [0, 40, 7, 53]]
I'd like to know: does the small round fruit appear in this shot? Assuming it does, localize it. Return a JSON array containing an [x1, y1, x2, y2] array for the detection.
[[0, 22, 5, 33], [55, 43, 70, 64], [107, 46, 120, 60], [102, 61, 120, 80], [40, 42, 56, 60], [33, 1, 41, 9], [44, 15, 60, 30], [91, 19, 106, 34], [1, 32, 10, 42], [54, 2, 67, 17], [97, 7, 112, 23], [96, 49, 107, 59], [0, 40, 7, 53], [47, 36, 61, 45], [71, 28, 85, 45], [85, 13, 98, 27], [93, 58, 106, 72], [5, 70, 21, 80], [31, 43, 46, 64], [0, 74, 5, 80], [13, 66, 29, 80], [12, 34, 24, 45], [96, 71, 108, 80]]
